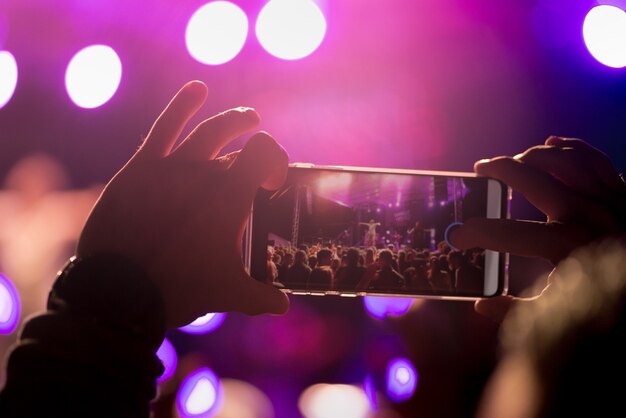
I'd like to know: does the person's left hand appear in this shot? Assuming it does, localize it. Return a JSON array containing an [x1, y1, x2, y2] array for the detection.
[[76, 81, 289, 328]]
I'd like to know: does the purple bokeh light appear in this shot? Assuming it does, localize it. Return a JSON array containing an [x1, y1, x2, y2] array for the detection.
[[65, 44, 122, 109], [0, 50, 18, 110], [179, 312, 226, 335], [256, 0, 327, 60], [363, 374, 378, 411], [363, 296, 413, 320], [177, 367, 223, 418], [386, 358, 418, 402], [0, 273, 20, 334], [156, 337, 178, 383]]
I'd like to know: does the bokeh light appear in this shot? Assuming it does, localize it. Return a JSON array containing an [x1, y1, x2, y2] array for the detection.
[[177, 367, 223, 418], [179, 312, 226, 335], [386, 358, 418, 402], [156, 337, 178, 382], [256, 0, 327, 60], [0, 273, 20, 334], [363, 296, 413, 319], [583, 5, 626, 68], [0, 51, 18, 110], [218, 379, 274, 418], [298, 384, 371, 418], [65, 45, 122, 109], [362, 374, 378, 411], [185, 1, 248, 65]]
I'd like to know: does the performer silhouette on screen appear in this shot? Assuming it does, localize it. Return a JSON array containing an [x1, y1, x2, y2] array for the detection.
[[360, 219, 381, 247], [408, 220, 427, 249]]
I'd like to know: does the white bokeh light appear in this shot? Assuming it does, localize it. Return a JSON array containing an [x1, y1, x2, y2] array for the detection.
[[177, 368, 223, 418], [186, 1, 249, 65], [0, 51, 18, 109], [298, 384, 371, 418], [186, 378, 217, 414], [583, 5, 626, 68], [65, 45, 122, 109], [256, 0, 327, 60]]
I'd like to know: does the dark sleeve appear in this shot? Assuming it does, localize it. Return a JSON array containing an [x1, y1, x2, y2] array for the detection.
[[0, 255, 166, 418]]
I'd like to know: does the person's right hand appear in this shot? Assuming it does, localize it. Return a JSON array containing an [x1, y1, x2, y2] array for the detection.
[[449, 136, 626, 322]]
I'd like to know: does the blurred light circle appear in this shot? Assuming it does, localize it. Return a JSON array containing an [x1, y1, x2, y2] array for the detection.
[[65, 45, 122, 108], [0, 51, 18, 110], [218, 379, 274, 418], [186, 1, 248, 65], [0, 273, 20, 334], [256, 0, 327, 60], [177, 367, 223, 418], [363, 296, 413, 319], [583, 5, 626, 68], [298, 384, 371, 418], [179, 312, 226, 335], [385, 358, 417, 402], [156, 338, 178, 382]]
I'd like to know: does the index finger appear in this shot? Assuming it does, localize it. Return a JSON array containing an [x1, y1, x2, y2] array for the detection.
[[138, 81, 208, 160]]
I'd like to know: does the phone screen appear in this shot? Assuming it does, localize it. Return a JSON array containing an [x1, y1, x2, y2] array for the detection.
[[247, 166, 508, 298]]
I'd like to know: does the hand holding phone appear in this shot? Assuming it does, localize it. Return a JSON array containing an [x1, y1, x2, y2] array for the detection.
[[449, 136, 626, 321]]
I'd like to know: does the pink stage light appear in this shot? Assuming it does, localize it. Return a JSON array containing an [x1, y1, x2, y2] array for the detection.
[[363, 296, 413, 319], [0, 51, 18, 110], [186, 1, 248, 65], [0, 273, 20, 334], [256, 0, 327, 60], [65, 45, 122, 109], [583, 5, 626, 68], [177, 367, 223, 418], [386, 358, 418, 402], [179, 312, 226, 335], [156, 337, 178, 382]]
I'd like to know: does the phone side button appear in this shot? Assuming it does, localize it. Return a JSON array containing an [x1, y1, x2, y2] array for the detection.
[[339, 293, 358, 298], [291, 291, 310, 295], [309, 292, 326, 296]]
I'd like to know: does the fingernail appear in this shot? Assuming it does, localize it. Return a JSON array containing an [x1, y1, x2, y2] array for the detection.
[[473, 159, 490, 172], [546, 135, 562, 145], [513, 153, 524, 160], [239, 107, 261, 122]]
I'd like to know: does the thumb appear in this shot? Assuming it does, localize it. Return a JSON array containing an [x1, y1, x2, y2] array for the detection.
[[474, 295, 517, 323], [236, 276, 290, 315]]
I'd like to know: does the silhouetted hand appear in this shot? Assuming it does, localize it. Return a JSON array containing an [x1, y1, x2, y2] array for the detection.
[[449, 136, 626, 322], [76, 81, 289, 328]]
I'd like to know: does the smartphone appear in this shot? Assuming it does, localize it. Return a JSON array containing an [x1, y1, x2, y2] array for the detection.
[[244, 164, 509, 299]]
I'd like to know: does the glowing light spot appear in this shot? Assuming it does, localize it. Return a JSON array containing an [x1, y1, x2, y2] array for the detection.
[[256, 0, 327, 60], [177, 367, 223, 417], [186, 1, 248, 65], [65, 45, 122, 109], [0, 273, 20, 334], [363, 375, 378, 410], [583, 5, 626, 68], [179, 312, 226, 335], [363, 296, 413, 319], [218, 379, 274, 418], [0, 51, 18, 109], [156, 338, 178, 382], [386, 358, 417, 402], [298, 384, 371, 418]]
